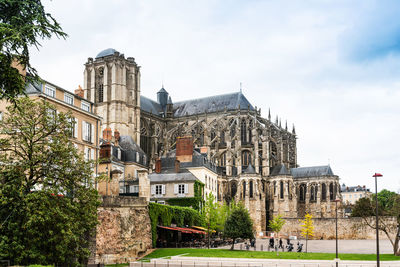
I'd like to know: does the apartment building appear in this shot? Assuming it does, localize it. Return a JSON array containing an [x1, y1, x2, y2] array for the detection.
[[0, 81, 102, 177]]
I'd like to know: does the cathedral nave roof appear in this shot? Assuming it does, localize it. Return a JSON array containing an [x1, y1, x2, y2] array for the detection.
[[173, 92, 255, 117]]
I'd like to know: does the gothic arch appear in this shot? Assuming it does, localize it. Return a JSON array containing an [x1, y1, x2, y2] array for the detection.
[[241, 150, 251, 167], [299, 183, 306, 202]]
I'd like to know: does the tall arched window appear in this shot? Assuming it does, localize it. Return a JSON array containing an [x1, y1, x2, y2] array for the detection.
[[242, 150, 251, 167], [299, 184, 306, 202], [310, 184, 317, 202], [329, 183, 334, 200], [287, 181, 291, 199], [249, 180, 253, 198], [220, 130, 225, 144], [231, 182, 237, 198], [240, 119, 247, 143], [280, 181, 284, 199], [210, 130, 216, 143], [98, 84, 104, 103], [321, 183, 327, 201], [242, 181, 246, 198]]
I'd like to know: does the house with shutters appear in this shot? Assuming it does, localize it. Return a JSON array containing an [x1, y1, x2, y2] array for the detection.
[[149, 136, 218, 206]]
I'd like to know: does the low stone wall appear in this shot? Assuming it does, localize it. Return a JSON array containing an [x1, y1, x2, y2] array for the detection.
[[280, 216, 397, 240], [94, 196, 152, 264]]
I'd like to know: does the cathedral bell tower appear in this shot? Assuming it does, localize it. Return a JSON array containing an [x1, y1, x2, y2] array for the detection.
[[83, 48, 141, 143]]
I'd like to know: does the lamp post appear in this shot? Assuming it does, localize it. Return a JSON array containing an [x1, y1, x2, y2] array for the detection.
[[373, 172, 383, 267], [334, 198, 341, 267]]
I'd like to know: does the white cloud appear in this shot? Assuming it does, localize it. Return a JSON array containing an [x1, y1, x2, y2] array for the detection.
[[30, 0, 400, 191]]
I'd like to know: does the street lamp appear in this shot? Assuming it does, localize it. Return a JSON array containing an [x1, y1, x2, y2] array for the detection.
[[334, 198, 341, 267], [373, 172, 383, 267]]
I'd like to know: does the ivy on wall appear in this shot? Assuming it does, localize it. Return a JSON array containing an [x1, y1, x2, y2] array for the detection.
[[167, 181, 205, 211], [148, 202, 205, 247]]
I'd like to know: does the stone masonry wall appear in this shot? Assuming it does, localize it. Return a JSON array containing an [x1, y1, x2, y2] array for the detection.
[[94, 196, 152, 264], [280, 216, 397, 240]]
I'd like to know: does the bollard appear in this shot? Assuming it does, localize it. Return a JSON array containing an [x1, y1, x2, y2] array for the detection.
[[261, 244, 263, 251], [240, 244, 242, 250]]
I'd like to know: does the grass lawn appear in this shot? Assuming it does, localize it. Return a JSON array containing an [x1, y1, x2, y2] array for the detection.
[[141, 248, 400, 262]]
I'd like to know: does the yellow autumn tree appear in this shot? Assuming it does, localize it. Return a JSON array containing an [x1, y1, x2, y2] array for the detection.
[[299, 213, 314, 253]]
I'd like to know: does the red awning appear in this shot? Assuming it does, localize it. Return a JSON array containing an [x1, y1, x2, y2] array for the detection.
[[157, 225, 206, 235]]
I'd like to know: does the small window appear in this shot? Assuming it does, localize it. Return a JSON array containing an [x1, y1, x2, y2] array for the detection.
[[64, 93, 74, 105], [155, 185, 163, 195], [81, 101, 90, 112], [44, 84, 56, 97], [178, 184, 185, 194]]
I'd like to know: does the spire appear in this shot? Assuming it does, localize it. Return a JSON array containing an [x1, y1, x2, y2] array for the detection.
[[285, 120, 288, 131], [279, 118, 281, 128], [292, 124, 296, 134], [268, 108, 271, 120]]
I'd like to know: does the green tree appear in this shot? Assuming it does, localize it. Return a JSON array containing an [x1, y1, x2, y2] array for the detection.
[[352, 191, 400, 256], [0, 97, 99, 266], [204, 192, 219, 249], [299, 213, 314, 253], [224, 203, 254, 250], [269, 214, 286, 238], [0, 0, 67, 101]]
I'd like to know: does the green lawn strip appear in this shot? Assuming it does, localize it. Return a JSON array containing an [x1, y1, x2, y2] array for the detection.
[[141, 248, 400, 261]]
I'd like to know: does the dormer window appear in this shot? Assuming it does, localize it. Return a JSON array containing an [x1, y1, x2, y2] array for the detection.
[[44, 84, 55, 98], [81, 101, 90, 112]]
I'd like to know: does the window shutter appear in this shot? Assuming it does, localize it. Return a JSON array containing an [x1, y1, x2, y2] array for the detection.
[[91, 148, 94, 160], [184, 184, 189, 194], [82, 121, 86, 141], [74, 118, 78, 138], [151, 185, 155, 195], [174, 184, 178, 194], [162, 185, 166, 195], [91, 123, 94, 143]]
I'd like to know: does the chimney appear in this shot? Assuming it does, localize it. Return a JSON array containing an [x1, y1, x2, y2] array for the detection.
[[114, 130, 120, 141], [155, 159, 161, 173], [75, 85, 84, 97], [114, 130, 120, 146], [176, 136, 193, 163], [103, 127, 112, 141], [175, 159, 180, 173]]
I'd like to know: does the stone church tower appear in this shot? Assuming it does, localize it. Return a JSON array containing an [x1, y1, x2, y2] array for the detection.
[[83, 48, 141, 143]]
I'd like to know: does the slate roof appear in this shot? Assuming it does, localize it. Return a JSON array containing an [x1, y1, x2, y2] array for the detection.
[[149, 170, 199, 183], [290, 165, 334, 178], [243, 164, 256, 174], [140, 96, 163, 115], [119, 136, 145, 154], [270, 164, 290, 176], [173, 92, 254, 117], [96, 48, 117, 59]]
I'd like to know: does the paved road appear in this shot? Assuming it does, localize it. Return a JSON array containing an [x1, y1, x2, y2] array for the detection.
[[218, 239, 394, 254]]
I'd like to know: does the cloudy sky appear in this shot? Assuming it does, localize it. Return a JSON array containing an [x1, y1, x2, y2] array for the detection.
[[31, 0, 400, 192]]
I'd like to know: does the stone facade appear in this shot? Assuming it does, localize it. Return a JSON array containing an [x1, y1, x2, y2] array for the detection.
[[84, 48, 343, 235], [281, 216, 397, 240], [94, 196, 152, 264]]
